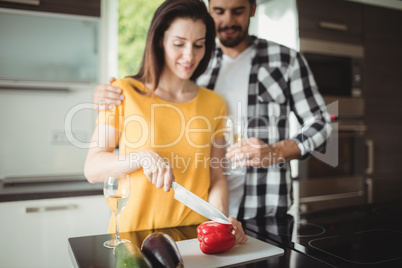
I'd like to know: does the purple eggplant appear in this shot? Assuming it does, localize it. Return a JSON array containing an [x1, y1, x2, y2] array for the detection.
[[141, 232, 184, 268]]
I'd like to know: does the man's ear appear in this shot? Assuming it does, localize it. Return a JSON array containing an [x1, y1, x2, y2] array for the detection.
[[250, 3, 257, 17]]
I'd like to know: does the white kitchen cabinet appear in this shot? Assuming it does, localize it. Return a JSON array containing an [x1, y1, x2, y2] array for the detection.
[[0, 0, 101, 17], [0, 195, 110, 268], [0, 8, 100, 84]]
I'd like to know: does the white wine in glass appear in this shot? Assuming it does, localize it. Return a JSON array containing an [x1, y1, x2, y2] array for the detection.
[[224, 117, 246, 175], [103, 174, 130, 248]]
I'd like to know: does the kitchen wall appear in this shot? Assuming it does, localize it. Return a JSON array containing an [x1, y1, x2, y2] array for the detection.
[[0, 0, 117, 180], [0, 88, 96, 178], [252, 0, 299, 50], [0, 9, 107, 179]]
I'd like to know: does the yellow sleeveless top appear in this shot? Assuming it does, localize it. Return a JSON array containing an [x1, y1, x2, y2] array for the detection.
[[97, 78, 226, 232]]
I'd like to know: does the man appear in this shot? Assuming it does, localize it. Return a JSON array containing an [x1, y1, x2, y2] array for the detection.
[[93, 0, 331, 220]]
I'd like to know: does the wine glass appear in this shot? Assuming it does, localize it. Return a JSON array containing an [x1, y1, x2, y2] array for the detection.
[[223, 117, 246, 175], [103, 174, 130, 248]]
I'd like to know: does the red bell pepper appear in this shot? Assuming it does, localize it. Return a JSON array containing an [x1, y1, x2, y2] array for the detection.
[[197, 221, 236, 254]]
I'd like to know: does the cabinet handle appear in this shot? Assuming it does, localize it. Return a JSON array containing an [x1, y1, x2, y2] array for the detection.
[[366, 139, 374, 175], [299, 191, 364, 203], [1, 0, 40, 5], [318, 21, 348, 32], [93, 23, 98, 54], [26, 204, 78, 213], [0, 85, 69, 92], [366, 178, 373, 204]]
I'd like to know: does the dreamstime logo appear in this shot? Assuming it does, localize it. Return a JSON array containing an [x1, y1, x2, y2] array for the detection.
[[64, 100, 338, 168]]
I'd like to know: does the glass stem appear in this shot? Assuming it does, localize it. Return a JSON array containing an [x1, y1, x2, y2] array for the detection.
[[114, 212, 121, 241]]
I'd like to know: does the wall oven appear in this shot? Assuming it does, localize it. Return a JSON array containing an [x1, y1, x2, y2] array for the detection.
[[295, 38, 372, 212], [300, 37, 364, 98], [297, 97, 369, 212]]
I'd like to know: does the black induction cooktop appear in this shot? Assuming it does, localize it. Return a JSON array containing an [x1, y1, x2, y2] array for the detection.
[[243, 202, 402, 268], [309, 229, 402, 265]]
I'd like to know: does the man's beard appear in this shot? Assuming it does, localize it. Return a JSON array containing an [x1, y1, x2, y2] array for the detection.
[[218, 25, 248, 48]]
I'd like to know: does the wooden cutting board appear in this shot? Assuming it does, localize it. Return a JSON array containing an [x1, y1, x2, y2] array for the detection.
[[176, 235, 284, 267]]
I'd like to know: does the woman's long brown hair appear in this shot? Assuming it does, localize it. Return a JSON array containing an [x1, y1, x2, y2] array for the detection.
[[130, 0, 216, 94]]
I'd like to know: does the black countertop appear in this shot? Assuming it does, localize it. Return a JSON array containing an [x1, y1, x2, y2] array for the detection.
[[243, 201, 402, 268], [4, 176, 401, 267], [68, 226, 331, 268], [0, 177, 103, 202], [68, 198, 402, 268]]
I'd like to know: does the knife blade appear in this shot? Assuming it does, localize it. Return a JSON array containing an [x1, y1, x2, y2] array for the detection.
[[171, 181, 231, 224]]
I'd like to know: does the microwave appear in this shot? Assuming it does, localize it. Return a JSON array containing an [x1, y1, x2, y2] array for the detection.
[[300, 38, 364, 98]]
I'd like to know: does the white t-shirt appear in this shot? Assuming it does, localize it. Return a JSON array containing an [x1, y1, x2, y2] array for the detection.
[[214, 47, 253, 120], [199, 46, 254, 217]]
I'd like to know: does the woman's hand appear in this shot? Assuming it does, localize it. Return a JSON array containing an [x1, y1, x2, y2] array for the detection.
[[134, 151, 175, 192], [229, 217, 248, 245]]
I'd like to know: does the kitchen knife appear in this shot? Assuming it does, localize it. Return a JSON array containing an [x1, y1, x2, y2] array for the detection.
[[171, 181, 231, 224]]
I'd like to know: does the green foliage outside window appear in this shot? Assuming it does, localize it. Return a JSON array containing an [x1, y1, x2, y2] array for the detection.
[[118, 0, 164, 78]]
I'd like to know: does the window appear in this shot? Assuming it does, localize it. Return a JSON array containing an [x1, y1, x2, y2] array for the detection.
[[118, 0, 164, 77]]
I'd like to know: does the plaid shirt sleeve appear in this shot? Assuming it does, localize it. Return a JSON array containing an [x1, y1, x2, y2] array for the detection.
[[287, 52, 332, 160]]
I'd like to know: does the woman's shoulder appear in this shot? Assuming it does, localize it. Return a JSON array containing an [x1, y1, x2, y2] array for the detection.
[[112, 77, 147, 94], [197, 86, 225, 105]]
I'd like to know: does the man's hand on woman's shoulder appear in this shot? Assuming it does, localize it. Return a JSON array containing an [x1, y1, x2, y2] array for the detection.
[[93, 77, 124, 111]]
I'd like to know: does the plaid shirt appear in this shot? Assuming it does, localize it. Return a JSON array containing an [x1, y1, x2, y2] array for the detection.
[[197, 36, 332, 219]]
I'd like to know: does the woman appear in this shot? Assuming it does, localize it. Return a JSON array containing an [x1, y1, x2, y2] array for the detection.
[[84, 0, 247, 244]]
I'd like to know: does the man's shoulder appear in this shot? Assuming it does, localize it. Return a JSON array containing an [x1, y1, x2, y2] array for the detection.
[[252, 37, 298, 66], [252, 37, 293, 51]]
